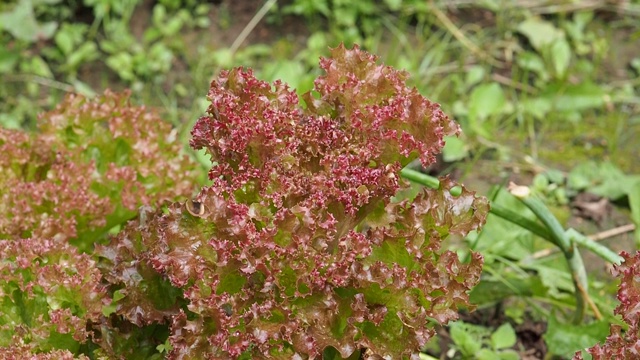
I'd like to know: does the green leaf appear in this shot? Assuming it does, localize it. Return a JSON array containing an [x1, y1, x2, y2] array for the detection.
[[520, 98, 552, 120], [468, 187, 536, 261], [66, 41, 98, 70], [442, 135, 468, 162], [470, 277, 535, 305], [631, 57, 640, 75], [368, 238, 418, 273], [449, 321, 484, 356], [383, 0, 402, 11], [465, 66, 486, 88], [113, 289, 126, 302], [469, 83, 506, 120], [517, 51, 548, 80], [527, 263, 574, 300], [419, 353, 439, 360], [106, 52, 135, 81], [0, 0, 57, 42], [477, 349, 500, 360], [217, 272, 247, 295], [541, 81, 605, 112], [26, 56, 53, 78], [568, 161, 640, 200], [212, 48, 234, 68], [0, 47, 20, 73], [55, 31, 72, 55], [41, 330, 80, 353], [491, 323, 516, 350], [517, 18, 564, 51], [72, 79, 96, 97], [262, 60, 306, 90], [479, 348, 520, 360], [544, 316, 609, 358], [549, 38, 571, 79]]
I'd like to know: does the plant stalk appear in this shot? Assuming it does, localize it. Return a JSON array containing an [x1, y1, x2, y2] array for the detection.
[[400, 168, 613, 323]]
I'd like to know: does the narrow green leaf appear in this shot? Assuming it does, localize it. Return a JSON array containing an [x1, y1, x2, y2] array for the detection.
[[550, 38, 571, 79]]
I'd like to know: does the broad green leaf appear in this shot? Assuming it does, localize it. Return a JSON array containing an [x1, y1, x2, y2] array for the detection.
[[66, 41, 98, 70], [277, 266, 298, 297], [517, 18, 564, 51], [0, 113, 21, 129], [479, 349, 519, 360], [517, 51, 548, 80], [544, 316, 609, 358], [262, 60, 306, 89], [573, 11, 594, 30], [0, 0, 58, 42], [359, 312, 407, 355], [368, 239, 418, 272], [519, 97, 552, 120], [40, 331, 80, 354], [55, 30, 73, 55], [442, 135, 468, 162], [491, 323, 517, 350], [478, 0, 500, 11], [217, 272, 247, 295], [469, 83, 506, 120], [478, 349, 500, 360], [106, 52, 135, 80], [212, 48, 234, 68], [528, 264, 574, 300], [307, 31, 328, 51], [468, 187, 536, 261], [541, 81, 605, 112], [383, 0, 402, 11], [26, 56, 54, 78], [568, 161, 640, 200]]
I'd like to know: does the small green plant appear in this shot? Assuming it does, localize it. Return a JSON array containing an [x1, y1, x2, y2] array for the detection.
[[449, 321, 519, 360], [0, 0, 211, 128]]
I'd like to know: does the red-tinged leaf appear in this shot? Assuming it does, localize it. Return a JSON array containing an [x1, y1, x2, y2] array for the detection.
[[0, 344, 89, 359], [0, 238, 107, 352], [574, 251, 640, 359], [0, 90, 198, 247], [100, 45, 489, 358]]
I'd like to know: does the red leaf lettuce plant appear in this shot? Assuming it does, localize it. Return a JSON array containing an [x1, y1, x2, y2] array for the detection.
[[0, 45, 488, 359], [574, 251, 640, 359], [0, 91, 197, 358], [103, 44, 488, 359]]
